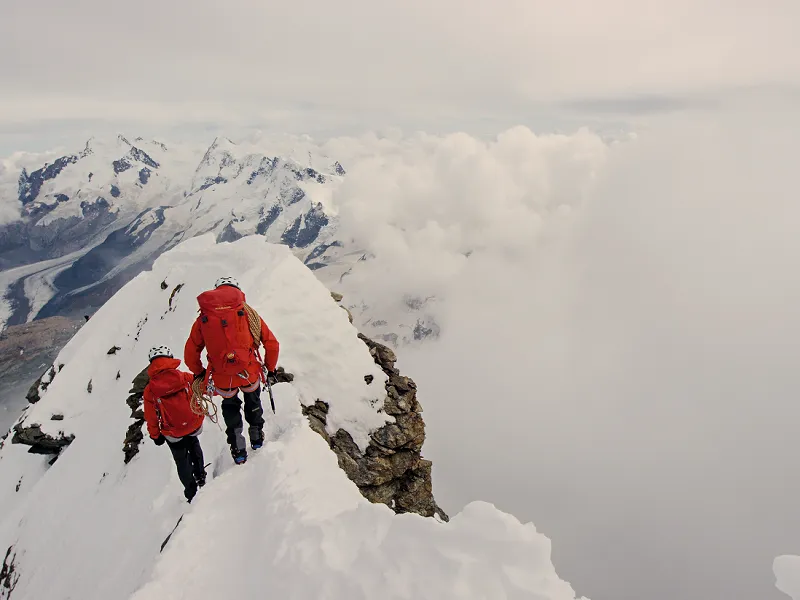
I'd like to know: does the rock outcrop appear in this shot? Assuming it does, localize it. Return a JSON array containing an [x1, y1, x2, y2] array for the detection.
[[302, 333, 448, 521], [11, 423, 74, 462], [0, 545, 19, 598], [122, 367, 149, 464]]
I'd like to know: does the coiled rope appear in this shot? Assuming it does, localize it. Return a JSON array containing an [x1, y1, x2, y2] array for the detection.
[[190, 378, 219, 423], [188, 302, 264, 425], [243, 303, 262, 343]]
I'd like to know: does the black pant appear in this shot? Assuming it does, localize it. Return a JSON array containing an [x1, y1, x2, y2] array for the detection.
[[166, 434, 205, 501], [221, 386, 265, 452]]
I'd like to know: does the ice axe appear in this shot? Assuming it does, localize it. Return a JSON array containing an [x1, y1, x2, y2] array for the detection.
[[260, 348, 276, 414], [264, 367, 276, 414]]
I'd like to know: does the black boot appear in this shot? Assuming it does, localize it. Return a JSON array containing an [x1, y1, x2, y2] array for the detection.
[[231, 447, 247, 465], [249, 426, 264, 450]]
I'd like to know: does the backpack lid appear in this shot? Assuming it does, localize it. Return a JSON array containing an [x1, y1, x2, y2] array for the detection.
[[197, 286, 246, 313]]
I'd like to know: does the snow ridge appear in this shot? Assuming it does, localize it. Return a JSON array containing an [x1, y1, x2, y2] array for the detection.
[[0, 235, 587, 600]]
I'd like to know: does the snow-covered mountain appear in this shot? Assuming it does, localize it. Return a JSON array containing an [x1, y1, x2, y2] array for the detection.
[[0, 134, 425, 346], [0, 235, 587, 600]]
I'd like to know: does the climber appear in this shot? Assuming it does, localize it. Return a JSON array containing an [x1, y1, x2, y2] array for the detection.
[[143, 346, 207, 503], [184, 276, 280, 466]]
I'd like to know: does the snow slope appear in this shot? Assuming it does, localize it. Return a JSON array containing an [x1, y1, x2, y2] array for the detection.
[[0, 235, 586, 600]]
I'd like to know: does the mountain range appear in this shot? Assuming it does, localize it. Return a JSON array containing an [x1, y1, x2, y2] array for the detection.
[[0, 134, 437, 347]]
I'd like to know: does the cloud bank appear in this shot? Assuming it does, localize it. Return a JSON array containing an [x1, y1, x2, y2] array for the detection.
[[2, 0, 798, 129], [324, 96, 800, 600]]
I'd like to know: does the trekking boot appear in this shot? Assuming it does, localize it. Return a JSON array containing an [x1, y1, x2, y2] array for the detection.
[[251, 429, 265, 450], [196, 473, 207, 488], [231, 447, 247, 465]]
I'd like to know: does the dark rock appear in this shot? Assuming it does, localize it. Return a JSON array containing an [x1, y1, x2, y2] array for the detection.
[[216, 221, 243, 243], [330, 291, 343, 302], [87, 379, 92, 394], [304, 241, 342, 266], [138, 168, 151, 184], [296, 204, 328, 248], [160, 280, 168, 290], [25, 364, 57, 404], [50, 414, 64, 421], [281, 203, 329, 249], [11, 423, 74, 455], [280, 215, 301, 246], [130, 146, 159, 169], [0, 546, 19, 595], [122, 366, 149, 463], [247, 157, 278, 185], [116, 371, 121, 380], [123, 419, 145, 464], [110, 185, 121, 198], [198, 176, 226, 191], [18, 154, 80, 204], [55, 193, 69, 203], [113, 158, 132, 174], [256, 204, 282, 236], [332, 161, 346, 176], [365, 374, 374, 385], [168, 283, 184, 309], [300, 335, 448, 521], [271, 366, 294, 383], [357, 333, 398, 375], [107, 346, 122, 355]]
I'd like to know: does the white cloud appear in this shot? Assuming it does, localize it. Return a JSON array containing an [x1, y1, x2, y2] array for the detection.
[[1, 0, 798, 127], [320, 94, 800, 600], [325, 126, 609, 311]]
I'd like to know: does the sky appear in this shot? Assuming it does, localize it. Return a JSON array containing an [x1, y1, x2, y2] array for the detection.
[[3, 2, 800, 600], [2, 0, 800, 153]]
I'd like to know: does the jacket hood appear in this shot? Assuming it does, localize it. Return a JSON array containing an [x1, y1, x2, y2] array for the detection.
[[147, 357, 187, 397]]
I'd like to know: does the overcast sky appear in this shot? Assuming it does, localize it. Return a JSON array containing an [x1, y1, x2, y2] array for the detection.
[[2, 0, 799, 152]]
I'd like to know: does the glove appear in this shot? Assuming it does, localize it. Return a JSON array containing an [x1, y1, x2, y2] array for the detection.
[[153, 435, 166, 446], [266, 370, 278, 385], [193, 369, 206, 382]]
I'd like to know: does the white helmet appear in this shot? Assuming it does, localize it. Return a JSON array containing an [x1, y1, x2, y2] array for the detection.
[[215, 276, 240, 290], [148, 345, 173, 361]]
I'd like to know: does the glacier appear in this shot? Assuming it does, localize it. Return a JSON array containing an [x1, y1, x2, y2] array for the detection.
[[0, 235, 587, 600]]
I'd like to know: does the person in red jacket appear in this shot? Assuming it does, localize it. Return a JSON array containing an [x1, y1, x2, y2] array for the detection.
[[143, 345, 206, 502], [184, 276, 280, 465]]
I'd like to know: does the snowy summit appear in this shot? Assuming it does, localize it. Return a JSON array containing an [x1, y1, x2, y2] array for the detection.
[[0, 235, 587, 600]]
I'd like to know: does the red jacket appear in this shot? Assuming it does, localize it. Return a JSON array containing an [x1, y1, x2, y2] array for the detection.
[[143, 357, 204, 439], [183, 286, 280, 388]]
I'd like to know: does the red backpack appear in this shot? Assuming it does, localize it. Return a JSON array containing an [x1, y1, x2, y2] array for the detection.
[[197, 286, 258, 379]]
